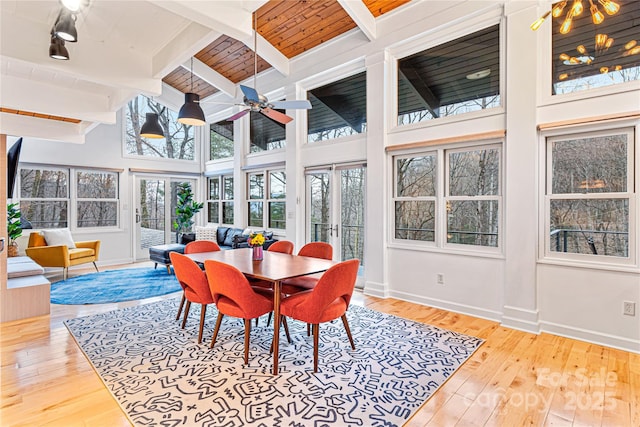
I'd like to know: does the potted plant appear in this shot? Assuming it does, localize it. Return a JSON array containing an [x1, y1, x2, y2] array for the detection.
[[173, 182, 204, 244], [7, 202, 22, 257]]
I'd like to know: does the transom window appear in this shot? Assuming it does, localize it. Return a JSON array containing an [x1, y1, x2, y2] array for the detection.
[[307, 71, 367, 142], [207, 175, 234, 225], [393, 142, 502, 250], [545, 128, 634, 259], [210, 120, 234, 160], [125, 95, 195, 160], [247, 169, 286, 230], [397, 24, 501, 126]]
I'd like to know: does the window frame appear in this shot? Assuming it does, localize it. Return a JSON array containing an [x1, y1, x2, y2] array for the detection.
[[390, 140, 504, 256], [541, 125, 637, 266], [245, 168, 286, 231], [75, 169, 120, 229], [207, 174, 234, 225]]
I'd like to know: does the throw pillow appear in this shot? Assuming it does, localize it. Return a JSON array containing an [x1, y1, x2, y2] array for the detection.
[[195, 225, 218, 241], [42, 228, 76, 249]]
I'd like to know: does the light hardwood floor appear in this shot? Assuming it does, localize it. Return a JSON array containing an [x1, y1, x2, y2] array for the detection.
[[1, 262, 638, 426]]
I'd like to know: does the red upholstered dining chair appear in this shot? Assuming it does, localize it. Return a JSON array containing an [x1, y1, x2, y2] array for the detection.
[[174, 240, 221, 321], [280, 241, 333, 295], [169, 252, 215, 344], [280, 258, 360, 373], [267, 240, 294, 254], [204, 259, 288, 365]]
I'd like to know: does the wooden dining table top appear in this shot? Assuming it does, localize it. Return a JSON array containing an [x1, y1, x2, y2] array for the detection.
[[185, 248, 337, 282]]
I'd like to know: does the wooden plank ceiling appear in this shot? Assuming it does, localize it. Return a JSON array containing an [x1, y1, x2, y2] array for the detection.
[[163, 0, 410, 98]]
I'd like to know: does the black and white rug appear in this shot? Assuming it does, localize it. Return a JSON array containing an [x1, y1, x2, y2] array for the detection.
[[65, 299, 483, 426]]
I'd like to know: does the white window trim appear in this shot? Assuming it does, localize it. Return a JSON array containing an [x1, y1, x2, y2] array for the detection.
[[539, 125, 638, 268], [75, 169, 120, 230], [245, 168, 286, 231]]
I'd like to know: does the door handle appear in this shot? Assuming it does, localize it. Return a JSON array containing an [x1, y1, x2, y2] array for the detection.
[[0, 237, 4, 253], [135, 208, 141, 223], [333, 224, 339, 237]]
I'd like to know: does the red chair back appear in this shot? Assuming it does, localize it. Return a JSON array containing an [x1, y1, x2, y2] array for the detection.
[[268, 240, 294, 254], [185, 240, 220, 254], [298, 242, 332, 260], [170, 252, 213, 304], [204, 260, 272, 319]]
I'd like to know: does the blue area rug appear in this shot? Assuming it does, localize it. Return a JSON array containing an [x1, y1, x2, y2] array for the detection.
[[51, 268, 181, 305], [65, 299, 484, 426]]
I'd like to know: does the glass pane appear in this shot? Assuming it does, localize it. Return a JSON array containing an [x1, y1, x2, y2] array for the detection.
[[552, 1, 640, 95], [249, 173, 264, 199], [77, 201, 118, 227], [77, 171, 117, 199], [398, 25, 500, 125], [396, 155, 436, 197], [207, 202, 219, 223], [248, 201, 263, 227], [395, 200, 435, 241], [223, 177, 234, 200], [125, 95, 195, 160], [308, 71, 367, 143], [210, 120, 234, 160], [550, 198, 629, 257], [139, 179, 165, 235], [552, 133, 627, 194], [20, 169, 68, 198], [341, 167, 365, 264], [20, 201, 68, 229], [309, 173, 331, 243], [269, 171, 286, 199], [209, 178, 220, 200], [222, 202, 234, 224], [447, 200, 499, 247], [449, 148, 500, 196], [250, 111, 286, 153], [269, 201, 286, 229]]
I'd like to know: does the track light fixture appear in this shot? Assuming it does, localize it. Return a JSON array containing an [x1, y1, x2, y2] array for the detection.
[[177, 58, 206, 126], [49, 34, 69, 60]]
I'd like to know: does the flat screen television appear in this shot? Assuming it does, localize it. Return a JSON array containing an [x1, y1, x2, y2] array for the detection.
[[7, 137, 22, 199]]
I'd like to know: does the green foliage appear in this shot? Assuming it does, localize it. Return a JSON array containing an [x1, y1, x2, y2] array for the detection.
[[7, 202, 22, 244], [173, 182, 204, 235]]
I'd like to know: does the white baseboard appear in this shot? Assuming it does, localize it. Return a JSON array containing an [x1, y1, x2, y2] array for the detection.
[[501, 305, 540, 334], [540, 320, 640, 354], [363, 280, 388, 298], [388, 290, 502, 322]]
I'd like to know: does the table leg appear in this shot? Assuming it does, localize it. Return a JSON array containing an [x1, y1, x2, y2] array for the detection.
[[272, 280, 281, 375]]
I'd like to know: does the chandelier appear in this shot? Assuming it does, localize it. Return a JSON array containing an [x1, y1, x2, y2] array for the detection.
[[530, 0, 620, 33]]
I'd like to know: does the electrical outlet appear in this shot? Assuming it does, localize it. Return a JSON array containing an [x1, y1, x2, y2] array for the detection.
[[436, 274, 444, 285], [623, 301, 636, 316]]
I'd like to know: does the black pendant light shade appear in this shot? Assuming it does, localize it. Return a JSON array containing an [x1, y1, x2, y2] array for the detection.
[[178, 92, 206, 126], [49, 36, 69, 60], [140, 113, 165, 139], [54, 11, 78, 42]]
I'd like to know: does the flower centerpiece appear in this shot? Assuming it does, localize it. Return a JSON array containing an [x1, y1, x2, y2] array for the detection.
[[248, 232, 265, 261]]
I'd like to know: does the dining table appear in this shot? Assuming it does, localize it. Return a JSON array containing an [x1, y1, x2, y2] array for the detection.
[[185, 247, 337, 374]]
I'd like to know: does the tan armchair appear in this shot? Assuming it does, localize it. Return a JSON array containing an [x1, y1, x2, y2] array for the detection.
[[25, 233, 100, 280]]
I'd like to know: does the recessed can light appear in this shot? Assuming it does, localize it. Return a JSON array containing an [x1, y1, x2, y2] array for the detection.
[[466, 69, 491, 80]]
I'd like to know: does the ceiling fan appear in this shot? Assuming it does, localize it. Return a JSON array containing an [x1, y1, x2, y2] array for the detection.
[[224, 13, 312, 125]]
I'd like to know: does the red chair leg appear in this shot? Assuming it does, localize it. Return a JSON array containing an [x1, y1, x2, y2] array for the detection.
[[181, 301, 191, 329], [341, 314, 355, 350], [281, 316, 291, 343], [210, 312, 224, 348], [244, 319, 251, 365], [313, 323, 319, 373], [176, 293, 185, 320], [198, 304, 207, 344]]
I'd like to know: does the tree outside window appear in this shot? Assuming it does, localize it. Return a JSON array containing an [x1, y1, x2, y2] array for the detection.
[[210, 120, 234, 160], [125, 95, 195, 160]]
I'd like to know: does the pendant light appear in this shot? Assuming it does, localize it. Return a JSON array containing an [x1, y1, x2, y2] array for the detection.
[[49, 35, 69, 60], [178, 57, 206, 126], [140, 112, 164, 139], [54, 9, 78, 42]]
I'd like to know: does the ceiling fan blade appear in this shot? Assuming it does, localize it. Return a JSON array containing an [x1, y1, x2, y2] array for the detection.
[[261, 108, 293, 124], [270, 100, 312, 110], [240, 85, 260, 102], [227, 109, 250, 121]]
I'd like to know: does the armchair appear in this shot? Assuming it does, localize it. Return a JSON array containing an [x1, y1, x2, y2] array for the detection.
[[25, 232, 100, 280]]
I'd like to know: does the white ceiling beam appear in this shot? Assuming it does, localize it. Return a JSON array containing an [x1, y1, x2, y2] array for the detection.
[[152, 24, 220, 79], [186, 58, 237, 98], [239, 33, 290, 77], [150, 0, 254, 42], [0, 75, 116, 124], [0, 113, 86, 144], [337, 0, 377, 41]]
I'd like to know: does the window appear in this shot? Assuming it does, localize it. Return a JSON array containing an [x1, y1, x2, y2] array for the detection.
[[210, 120, 234, 160], [125, 95, 195, 160], [250, 111, 285, 153], [207, 175, 234, 225], [545, 128, 633, 259], [397, 24, 501, 125], [393, 143, 502, 250], [552, 1, 640, 95], [19, 166, 119, 229], [246, 169, 286, 230], [307, 72, 367, 142], [76, 170, 118, 227]]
